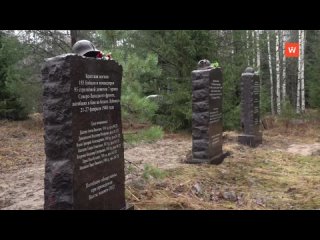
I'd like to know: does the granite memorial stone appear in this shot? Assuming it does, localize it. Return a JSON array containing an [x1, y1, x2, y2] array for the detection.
[[238, 67, 263, 147], [42, 54, 127, 209], [187, 60, 224, 164]]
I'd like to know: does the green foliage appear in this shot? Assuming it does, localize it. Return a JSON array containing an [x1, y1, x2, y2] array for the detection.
[[102, 48, 161, 124], [220, 31, 248, 130], [124, 53, 162, 95], [211, 61, 220, 68], [309, 79, 320, 108], [223, 104, 240, 130], [140, 126, 164, 141], [0, 32, 31, 120], [142, 163, 168, 180], [0, 97, 28, 120], [99, 30, 255, 131], [7, 29, 320, 128], [121, 91, 158, 123], [280, 99, 297, 120], [131, 31, 218, 131], [6, 56, 42, 114], [124, 126, 164, 144], [260, 85, 271, 117], [154, 80, 192, 131], [6, 76, 42, 115], [305, 30, 320, 108]]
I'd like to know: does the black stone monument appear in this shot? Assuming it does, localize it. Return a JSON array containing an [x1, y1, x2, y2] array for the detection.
[[187, 60, 224, 164], [42, 54, 127, 209], [238, 67, 262, 147]]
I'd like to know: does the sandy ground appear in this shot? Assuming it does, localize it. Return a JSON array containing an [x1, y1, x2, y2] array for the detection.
[[0, 138, 191, 210], [1, 117, 320, 210], [0, 165, 44, 209], [0, 117, 45, 210], [125, 134, 191, 170], [0, 126, 192, 209]]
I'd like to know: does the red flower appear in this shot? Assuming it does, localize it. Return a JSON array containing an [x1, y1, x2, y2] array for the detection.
[[96, 51, 103, 58], [106, 53, 112, 60]]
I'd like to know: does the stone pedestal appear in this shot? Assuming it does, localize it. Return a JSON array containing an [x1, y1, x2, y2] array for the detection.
[[238, 67, 262, 148], [187, 60, 224, 164]]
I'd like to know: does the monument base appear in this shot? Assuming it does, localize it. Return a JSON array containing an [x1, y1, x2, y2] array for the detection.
[[186, 153, 225, 165], [238, 133, 262, 147]]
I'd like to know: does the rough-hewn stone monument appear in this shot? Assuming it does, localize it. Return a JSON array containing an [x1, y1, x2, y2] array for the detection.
[[187, 60, 224, 164], [42, 54, 127, 209], [238, 67, 262, 147]]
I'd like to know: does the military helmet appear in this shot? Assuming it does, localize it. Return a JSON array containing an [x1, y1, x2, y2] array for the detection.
[[72, 40, 100, 57], [198, 59, 211, 69]]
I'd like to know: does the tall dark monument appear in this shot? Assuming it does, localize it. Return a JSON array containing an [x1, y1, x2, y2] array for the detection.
[[187, 60, 224, 164], [42, 54, 127, 209], [238, 67, 262, 147]]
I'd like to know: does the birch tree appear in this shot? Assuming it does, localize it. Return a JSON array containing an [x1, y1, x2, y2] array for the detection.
[[275, 30, 281, 114], [297, 30, 302, 114], [282, 30, 287, 102], [267, 31, 275, 115], [246, 30, 250, 66], [301, 30, 306, 112], [256, 30, 261, 73], [255, 30, 261, 110], [252, 30, 256, 68]]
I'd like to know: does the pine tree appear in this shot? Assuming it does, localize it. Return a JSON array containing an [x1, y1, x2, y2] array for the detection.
[[0, 32, 28, 120]]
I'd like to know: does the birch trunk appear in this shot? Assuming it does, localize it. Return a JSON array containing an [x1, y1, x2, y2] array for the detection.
[[252, 30, 256, 68], [267, 31, 275, 115], [276, 30, 281, 114], [282, 30, 286, 103], [256, 30, 261, 73], [301, 30, 305, 112], [256, 30, 261, 111], [246, 30, 250, 66], [297, 30, 301, 114]]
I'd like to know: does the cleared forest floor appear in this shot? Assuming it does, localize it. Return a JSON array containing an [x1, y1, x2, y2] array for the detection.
[[1, 114, 320, 209]]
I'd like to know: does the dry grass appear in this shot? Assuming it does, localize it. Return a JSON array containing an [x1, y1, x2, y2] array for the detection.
[[126, 148, 320, 209], [126, 118, 320, 210], [0, 113, 45, 172]]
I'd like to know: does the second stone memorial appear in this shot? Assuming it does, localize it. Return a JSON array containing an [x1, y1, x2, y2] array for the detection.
[[188, 60, 224, 164], [238, 67, 262, 147]]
